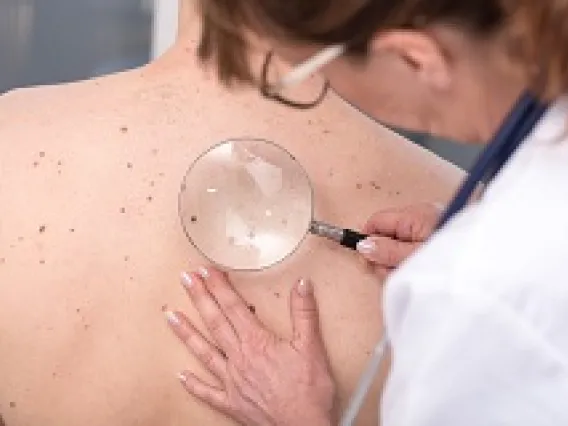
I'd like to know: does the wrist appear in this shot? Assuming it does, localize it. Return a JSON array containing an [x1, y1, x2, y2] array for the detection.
[[280, 411, 333, 426], [304, 410, 334, 426]]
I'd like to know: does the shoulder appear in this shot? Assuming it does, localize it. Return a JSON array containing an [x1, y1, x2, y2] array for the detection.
[[0, 68, 142, 136]]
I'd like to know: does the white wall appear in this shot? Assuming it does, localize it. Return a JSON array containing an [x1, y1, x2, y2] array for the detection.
[[151, 0, 178, 58]]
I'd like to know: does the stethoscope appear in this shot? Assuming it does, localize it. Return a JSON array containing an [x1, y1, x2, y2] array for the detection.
[[340, 91, 549, 426]]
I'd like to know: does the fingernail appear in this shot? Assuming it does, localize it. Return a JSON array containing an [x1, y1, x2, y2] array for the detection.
[[181, 272, 193, 288], [297, 278, 312, 297], [197, 266, 209, 280], [177, 372, 187, 383], [165, 310, 180, 326], [356, 239, 376, 255]]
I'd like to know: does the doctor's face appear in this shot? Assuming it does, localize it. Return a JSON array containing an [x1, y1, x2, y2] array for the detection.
[[270, 26, 527, 145]]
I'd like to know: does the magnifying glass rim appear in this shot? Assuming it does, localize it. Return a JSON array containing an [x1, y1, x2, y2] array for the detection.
[[178, 137, 315, 272]]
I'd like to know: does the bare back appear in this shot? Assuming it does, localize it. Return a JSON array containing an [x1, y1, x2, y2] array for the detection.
[[0, 47, 462, 426]]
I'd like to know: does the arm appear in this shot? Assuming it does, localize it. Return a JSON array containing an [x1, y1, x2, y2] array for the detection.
[[382, 283, 568, 426]]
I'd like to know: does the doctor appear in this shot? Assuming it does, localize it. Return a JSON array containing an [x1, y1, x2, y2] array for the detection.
[[166, 0, 568, 425]]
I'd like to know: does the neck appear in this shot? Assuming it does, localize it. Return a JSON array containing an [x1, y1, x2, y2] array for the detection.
[[177, 0, 197, 39]]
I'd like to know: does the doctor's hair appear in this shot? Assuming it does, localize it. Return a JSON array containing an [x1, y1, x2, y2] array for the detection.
[[504, 0, 568, 100], [195, 0, 568, 100]]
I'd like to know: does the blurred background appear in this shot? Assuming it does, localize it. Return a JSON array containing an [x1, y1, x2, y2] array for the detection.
[[0, 0, 479, 169]]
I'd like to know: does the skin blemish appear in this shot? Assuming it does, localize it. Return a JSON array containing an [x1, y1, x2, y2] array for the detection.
[[146, 196, 153, 202], [17, 237, 24, 242], [356, 183, 363, 190], [39, 225, 46, 233], [39, 152, 45, 158], [57, 161, 62, 166], [84, 324, 90, 330], [76, 308, 81, 314], [180, 183, 186, 191], [39, 259, 45, 265], [160, 304, 168, 312], [190, 215, 198, 223], [126, 162, 133, 169], [120, 126, 128, 133], [150, 181, 156, 187], [248, 305, 256, 314], [395, 191, 401, 195], [69, 228, 75, 233], [370, 181, 381, 190], [152, 148, 158, 156], [124, 256, 129, 262], [159, 172, 165, 177], [323, 129, 330, 134], [0, 258, 5, 265], [120, 207, 126, 214], [274, 292, 281, 299], [9, 402, 15, 408], [33, 161, 39, 167]]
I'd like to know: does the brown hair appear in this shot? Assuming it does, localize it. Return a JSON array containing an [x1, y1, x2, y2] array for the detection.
[[195, 0, 568, 100], [504, 1, 568, 100]]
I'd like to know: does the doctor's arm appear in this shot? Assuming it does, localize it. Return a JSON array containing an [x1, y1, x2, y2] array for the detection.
[[381, 283, 568, 426]]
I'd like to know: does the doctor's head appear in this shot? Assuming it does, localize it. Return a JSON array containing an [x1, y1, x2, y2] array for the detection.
[[193, 0, 568, 144]]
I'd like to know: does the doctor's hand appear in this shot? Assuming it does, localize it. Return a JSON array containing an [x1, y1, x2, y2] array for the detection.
[[357, 202, 443, 279], [166, 267, 336, 426]]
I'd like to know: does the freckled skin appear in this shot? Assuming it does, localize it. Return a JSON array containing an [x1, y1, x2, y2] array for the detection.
[[0, 22, 462, 426]]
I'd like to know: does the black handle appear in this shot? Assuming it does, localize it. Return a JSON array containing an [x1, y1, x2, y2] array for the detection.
[[340, 228, 368, 250]]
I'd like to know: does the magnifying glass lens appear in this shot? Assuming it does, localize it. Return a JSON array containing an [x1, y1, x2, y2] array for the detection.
[[179, 139, 313, 271]]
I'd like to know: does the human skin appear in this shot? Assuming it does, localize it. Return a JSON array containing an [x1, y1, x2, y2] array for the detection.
[[0, 12, 462, 426]]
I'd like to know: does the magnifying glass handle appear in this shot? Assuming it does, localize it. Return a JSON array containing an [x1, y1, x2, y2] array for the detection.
[[309, 220, 368, 250]]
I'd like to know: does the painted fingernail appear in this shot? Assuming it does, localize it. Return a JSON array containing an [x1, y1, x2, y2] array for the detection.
[[297, 278, 312, 297], [181, 272, 193, 289], [356, 239, 376, 255], [197, 266, 209, 280], [165, 311, 180, 326]]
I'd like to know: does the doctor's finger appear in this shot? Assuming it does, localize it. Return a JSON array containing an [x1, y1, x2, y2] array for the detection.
[[356, 235, 419, 268], [166, 310, 228, 381], [178, 371, 231, 414], [373, 266, 395, 282], [199, 267, 262, 335], [363, 204, 439, 242], [181, 271, 240, 353]]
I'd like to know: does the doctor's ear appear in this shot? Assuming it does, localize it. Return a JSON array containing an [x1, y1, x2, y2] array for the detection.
[[369, 30, 452, 90]]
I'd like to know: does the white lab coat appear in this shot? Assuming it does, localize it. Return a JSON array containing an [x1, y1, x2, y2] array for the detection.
[[381, 96, 568, 426]]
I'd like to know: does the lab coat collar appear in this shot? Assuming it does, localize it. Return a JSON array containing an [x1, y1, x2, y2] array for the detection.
[[531, 95, 568, 144]]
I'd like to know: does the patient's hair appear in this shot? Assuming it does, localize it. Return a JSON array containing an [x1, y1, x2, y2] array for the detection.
[[194, 0, 568, 100]]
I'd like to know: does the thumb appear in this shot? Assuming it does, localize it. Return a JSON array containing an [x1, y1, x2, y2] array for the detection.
[[290, 279, 323, 351], [356, 235, 418, 268]]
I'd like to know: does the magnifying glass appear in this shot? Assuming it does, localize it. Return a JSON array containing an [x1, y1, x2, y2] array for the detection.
[[178, 138, 369, 271]]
